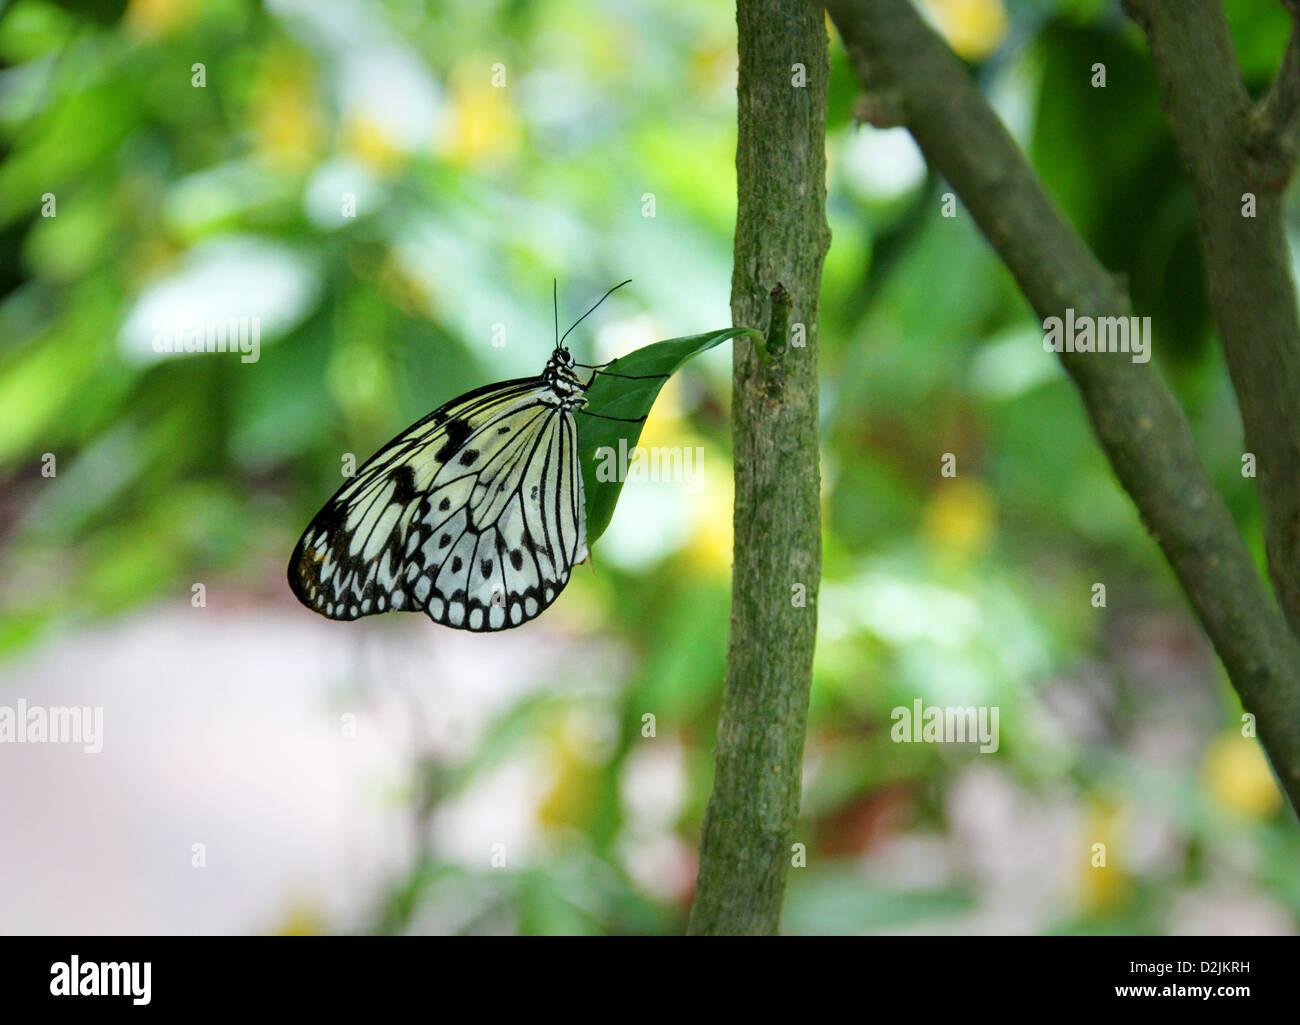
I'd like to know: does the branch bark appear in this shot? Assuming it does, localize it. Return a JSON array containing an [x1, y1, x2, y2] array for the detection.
[[1258, 23, 1300, 171], [824, 0, 1300, 812], [687, 0, 830, 935], [1122, 0, 1300, 640]]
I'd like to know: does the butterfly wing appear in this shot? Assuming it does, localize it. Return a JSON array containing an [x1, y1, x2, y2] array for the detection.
[[288, 377, 588, 631]]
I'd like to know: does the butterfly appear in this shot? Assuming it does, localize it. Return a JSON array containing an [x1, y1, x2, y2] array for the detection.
[[287, 281, 644, 632]]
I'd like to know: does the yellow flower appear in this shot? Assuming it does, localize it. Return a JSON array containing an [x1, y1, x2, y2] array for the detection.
[[272, 899, 326, 936], [639, 380, 733, 574], [1204, 733, 1282, 819], [439, 68, 521, 167], [923, 477, 995, 566], [125, 0, 197, 39], [924, 0, 1008, 61], [341, 117, 407, 176], [536, 714, 605, 831], [1079, 798, 1132, 915], [686, 38, 736, 100], [252, 55, 324, 174], [684, 467, 734, 575]]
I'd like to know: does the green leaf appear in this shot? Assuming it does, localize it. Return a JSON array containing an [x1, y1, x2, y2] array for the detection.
[[578, 327, 760, 546]]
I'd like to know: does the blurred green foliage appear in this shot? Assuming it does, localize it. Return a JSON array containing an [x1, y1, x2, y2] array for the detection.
[[1, 0, 1298, 935]]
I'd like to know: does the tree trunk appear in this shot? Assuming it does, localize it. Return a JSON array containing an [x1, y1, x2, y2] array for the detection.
[[687, 0, 831, 935]]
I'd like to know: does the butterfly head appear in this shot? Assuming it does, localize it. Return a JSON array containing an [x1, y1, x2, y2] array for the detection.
[[543, 346, 586, 402]]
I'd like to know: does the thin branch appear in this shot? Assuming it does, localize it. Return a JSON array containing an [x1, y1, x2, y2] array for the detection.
[[1123, 0, 1300, 645], [824, 0, 1300, 812], [1258, 25, 1300, 174]]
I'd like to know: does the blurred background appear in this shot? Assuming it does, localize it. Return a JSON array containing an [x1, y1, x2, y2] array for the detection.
[[1, 0, 1298, 935]]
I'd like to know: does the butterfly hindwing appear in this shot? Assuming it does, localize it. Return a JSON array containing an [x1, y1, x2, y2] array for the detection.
[[288, 373, 588, 631]]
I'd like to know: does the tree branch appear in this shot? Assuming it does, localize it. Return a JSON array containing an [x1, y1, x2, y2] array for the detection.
[[1258, 24, 1300, 173], [1123, 0, 1300, 643], [688, 0, 830, 934], [824, 0, 1300, 812]]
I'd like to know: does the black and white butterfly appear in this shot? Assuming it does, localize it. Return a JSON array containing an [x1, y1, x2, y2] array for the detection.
[[288, 282, 640, 632]]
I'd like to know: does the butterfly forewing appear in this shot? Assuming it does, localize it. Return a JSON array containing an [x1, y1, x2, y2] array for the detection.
[[288, 370, 588, 632]]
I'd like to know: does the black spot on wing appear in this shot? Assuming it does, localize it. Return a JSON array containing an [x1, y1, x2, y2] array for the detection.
[[435, 418, 474, 462], [390, 464, 417, 506]]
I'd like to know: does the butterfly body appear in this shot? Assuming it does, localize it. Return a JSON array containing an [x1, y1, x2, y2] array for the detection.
[[289, 347, 590, 632]]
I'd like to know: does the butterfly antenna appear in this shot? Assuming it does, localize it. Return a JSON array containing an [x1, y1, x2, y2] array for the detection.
[[559, 279, 632, 349], [553, 278, 559, 350]]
